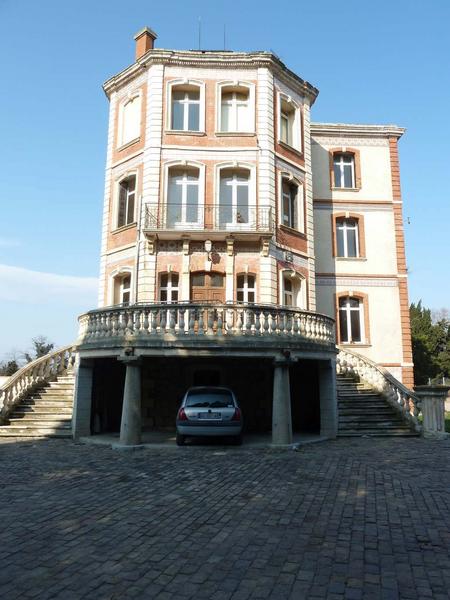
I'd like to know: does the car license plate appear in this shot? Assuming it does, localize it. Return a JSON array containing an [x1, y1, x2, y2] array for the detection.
[[199, 413, 221, 419]]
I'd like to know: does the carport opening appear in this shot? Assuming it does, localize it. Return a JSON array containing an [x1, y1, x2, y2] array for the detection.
[[91, 358, 125, 434], [290, 360, 320, 434]]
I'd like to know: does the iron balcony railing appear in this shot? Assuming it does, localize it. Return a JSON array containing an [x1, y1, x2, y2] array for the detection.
[[144, 204, 273, 232]]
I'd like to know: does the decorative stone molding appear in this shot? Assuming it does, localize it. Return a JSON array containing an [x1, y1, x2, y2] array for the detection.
[[414, 386, 450, 439]]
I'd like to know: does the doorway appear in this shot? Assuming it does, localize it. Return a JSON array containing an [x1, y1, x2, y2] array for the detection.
[[190, 271, 225, 302]]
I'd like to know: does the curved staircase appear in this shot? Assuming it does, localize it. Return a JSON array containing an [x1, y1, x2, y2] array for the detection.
[[0, 346, 76, 439], [337, 374, 418, 437]]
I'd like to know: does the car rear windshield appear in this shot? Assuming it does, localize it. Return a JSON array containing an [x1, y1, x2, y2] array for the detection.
[[185, 390, 235, 408]]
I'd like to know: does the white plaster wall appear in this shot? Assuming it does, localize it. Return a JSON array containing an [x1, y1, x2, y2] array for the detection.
[[311, 140, 393, 201], [314, 207, 398, 274]]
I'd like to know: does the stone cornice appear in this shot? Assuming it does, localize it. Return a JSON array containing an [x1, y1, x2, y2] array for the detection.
[[311, 122, 405, 139], [103, 49, 319, 104]]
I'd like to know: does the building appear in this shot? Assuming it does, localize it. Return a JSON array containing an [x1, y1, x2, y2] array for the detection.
[[71, 27, 414, 446]]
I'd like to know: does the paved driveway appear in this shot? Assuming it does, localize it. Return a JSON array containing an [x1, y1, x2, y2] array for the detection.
[[1, 437, 450, 600]]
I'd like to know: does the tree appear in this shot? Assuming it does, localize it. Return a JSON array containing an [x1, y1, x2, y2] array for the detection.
[[0, 360, 19, 376], [23, 336, 54, 363], [410, 301, 450, 384]]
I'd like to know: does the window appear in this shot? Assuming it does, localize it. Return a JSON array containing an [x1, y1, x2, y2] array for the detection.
[[338, 296, 364, 343], [220, 86, 251, 132], [336, 218, 359, 257], [236, 274, 256, 303], [281, 271, 306, 309], [118, 94, 141, 147], [117, 176, 136, 228], [333, 153, 355, 188], [219, 168, 250, 226], [167, 167, 200, 227], [159, 272, 179, 303], [171, 86, 200, 131], [278, 95, 301, 151], [282, 180, 298, 229], [113, 274, 132, 305]]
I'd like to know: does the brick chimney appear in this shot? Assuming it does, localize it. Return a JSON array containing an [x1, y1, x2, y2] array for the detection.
[[134, 27, 157, 60]]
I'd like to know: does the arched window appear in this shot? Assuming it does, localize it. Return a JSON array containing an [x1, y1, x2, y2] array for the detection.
[[338, 296, 365, 343], [159, 272, 179, 303], [220, 85, 252, 132], [117, 175, 136, 228], [281, 271, 306, 309], [219, 168, 250, 227], [170, 84, 200, 131], [113, 273, 132, 305], [167, 167, 200, 227], [236, 273, 256, 303], [118, 94, 141, 147]]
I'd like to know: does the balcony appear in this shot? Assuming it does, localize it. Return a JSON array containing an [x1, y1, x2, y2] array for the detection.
[[78, 302, 335, 355], [144, 204, 273, 238]]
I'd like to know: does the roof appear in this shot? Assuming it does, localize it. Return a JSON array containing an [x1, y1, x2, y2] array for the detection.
[[311, 122, 405, 139]]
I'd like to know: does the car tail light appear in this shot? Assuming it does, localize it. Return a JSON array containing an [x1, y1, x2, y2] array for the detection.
[[231, 407, 242, 421], [177, 408, 188, 421]]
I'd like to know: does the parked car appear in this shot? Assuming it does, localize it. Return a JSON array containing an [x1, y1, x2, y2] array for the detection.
[[176, 386, 243, 446]]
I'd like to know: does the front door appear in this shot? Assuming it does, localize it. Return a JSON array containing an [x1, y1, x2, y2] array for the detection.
[[190, 272, 225, 302]]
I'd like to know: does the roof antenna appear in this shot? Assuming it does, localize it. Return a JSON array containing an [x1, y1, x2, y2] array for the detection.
[[223, 24, 226, 50], [198, 16, 201, 50]]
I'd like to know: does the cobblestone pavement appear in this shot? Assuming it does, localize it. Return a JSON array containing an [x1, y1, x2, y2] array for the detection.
[[1, 437, 450, 600]]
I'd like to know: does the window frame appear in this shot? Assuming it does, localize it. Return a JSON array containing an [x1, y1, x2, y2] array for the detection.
[[110, 268, 134, 306], [215, 161, 256, 230], [329, 147, 362, 191], [163, 160, 205, 229], [159, 272, 179, 303], [166, 79, 205, 134], [331, 212, 366, 259], [216, 81, 255, 135], [336, 292, 370, 345], [277, 92, 302, 152], [117, 91, 142, 149], [279, 171, 305, 233], [236, 273, 256, 304], [279, 270, 307, 309], [114, 171, 138, 230]]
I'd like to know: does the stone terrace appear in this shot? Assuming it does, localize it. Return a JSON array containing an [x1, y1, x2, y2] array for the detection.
[[1, 438, 450, 599]]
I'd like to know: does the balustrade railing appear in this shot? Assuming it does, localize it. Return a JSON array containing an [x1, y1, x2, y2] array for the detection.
[[337, 347, 422, 430], [0, 345, 76, 421], [144, 204, 273, 232], [78, 303, 335, 347]]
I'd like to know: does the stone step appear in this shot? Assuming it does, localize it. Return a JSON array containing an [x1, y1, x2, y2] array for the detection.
[[339, 414, 404, 423], [8, 418, 71, 427], [33, 390, 74, 397], [22, 400, 73, 407], [0, 426, 72, 437], [338, 430, 419, 437], [14, 406, 73, 414]]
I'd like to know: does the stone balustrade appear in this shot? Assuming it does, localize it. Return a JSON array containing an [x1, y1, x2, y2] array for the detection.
[[78, 303, 335, 348], [0, 345, 76, 421], [337, 347, 422, 431]]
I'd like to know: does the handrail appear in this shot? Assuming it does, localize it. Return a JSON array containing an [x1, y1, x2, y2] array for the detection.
[[0, 345, 77, 422], [336, 347, 422, 430], [78, 302, 335, 347]]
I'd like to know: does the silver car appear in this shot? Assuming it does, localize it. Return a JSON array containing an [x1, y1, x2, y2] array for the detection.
[[176, 386, 243, 446]]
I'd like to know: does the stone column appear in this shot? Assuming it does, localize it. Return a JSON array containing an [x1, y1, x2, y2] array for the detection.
[[272, 359, 292, 445], [414, 385, 450, 439], [117, 357, 143, 448], [319, 358, 338, 439], [72, 358, 94, 440]]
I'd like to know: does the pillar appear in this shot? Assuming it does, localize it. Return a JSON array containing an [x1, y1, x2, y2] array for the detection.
[[118, 357, 142, 447], [72, 358, 94, 439], [272, 359, 292, 445], [414, 385, 449, 439], [318, 358, 338, 439]]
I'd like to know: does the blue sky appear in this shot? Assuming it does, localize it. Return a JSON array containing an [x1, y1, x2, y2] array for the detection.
[[0, 0, 449, 359]]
